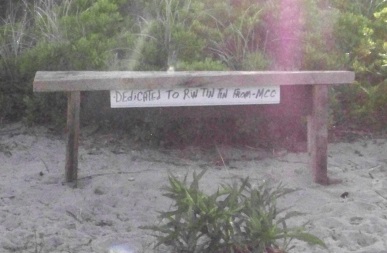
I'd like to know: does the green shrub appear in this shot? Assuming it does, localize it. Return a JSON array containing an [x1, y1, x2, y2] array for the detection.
[[0, 0, 133, 124], [177, 58, 227, 71], [329, 0, 387, 132], [1, 0, 386, 140], [143, 170, 326, 253], [190, 0, 271, 70]]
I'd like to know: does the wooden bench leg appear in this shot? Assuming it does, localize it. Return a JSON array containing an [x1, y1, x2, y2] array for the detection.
[[65, 91, 80, 186], [308, 85, 329, 185]]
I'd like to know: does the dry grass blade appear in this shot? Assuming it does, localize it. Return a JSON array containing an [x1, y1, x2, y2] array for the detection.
[[214, 143, 227, 168]]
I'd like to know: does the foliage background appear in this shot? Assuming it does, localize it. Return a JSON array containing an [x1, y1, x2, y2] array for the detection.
[[0, 0, 386, 146]]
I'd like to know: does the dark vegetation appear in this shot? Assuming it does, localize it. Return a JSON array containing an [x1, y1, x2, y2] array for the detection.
[[0, 0, 386, 147], [143, 170, 327, 253]]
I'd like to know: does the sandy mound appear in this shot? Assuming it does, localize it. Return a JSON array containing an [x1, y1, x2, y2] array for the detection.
[[1, 123, 387, 253]]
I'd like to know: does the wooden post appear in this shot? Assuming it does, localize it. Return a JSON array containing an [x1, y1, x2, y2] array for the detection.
[[308, 85, 329, 185], [65, 91, 80, 186]]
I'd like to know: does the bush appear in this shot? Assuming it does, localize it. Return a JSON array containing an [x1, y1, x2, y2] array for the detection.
[[0, 0, 133, 124], [143, 170, 326, 253], [1, 0, 385, 141]]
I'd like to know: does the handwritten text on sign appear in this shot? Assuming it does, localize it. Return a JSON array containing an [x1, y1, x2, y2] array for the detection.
[[110, 87, 280, 108]]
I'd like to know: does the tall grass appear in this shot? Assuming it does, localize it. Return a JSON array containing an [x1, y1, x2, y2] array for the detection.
[[32, 0, 73, 43], [0, 1, 29, 76], [0, 0, 72, 77], [0, 0, 72, 122]]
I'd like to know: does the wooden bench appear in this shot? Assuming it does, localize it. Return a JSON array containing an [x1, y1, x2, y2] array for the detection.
[[33, 71, 354, 186]]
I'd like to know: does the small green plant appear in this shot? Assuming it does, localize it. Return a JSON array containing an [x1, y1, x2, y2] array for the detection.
[[143, 170, 326, 253]]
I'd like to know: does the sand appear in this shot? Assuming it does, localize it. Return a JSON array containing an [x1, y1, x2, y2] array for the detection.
[[1, 123, 387, 253]]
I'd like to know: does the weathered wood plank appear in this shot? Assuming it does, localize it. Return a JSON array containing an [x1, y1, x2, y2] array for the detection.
[[33, 71, 355, 92], [65, 91, 80, 186], [309, 85, 329, 185]]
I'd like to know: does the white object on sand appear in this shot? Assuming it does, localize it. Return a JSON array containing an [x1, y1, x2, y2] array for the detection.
[[109, 244, 135, 253]]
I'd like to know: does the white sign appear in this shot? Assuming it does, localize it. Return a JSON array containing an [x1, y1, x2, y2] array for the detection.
[[110, 87, 280, 108]]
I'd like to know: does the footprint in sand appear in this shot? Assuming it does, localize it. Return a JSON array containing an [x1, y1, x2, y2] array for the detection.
[[349, 216, 363, 225]]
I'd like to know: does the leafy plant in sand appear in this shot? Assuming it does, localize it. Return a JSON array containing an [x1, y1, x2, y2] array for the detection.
[[143, 170, 326, 253]]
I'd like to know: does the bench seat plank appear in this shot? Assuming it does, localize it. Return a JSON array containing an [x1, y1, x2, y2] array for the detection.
[[33, 71, 355, 92]]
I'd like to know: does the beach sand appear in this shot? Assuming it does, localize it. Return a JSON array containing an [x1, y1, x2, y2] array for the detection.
[[1, 123, 386, 253]]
